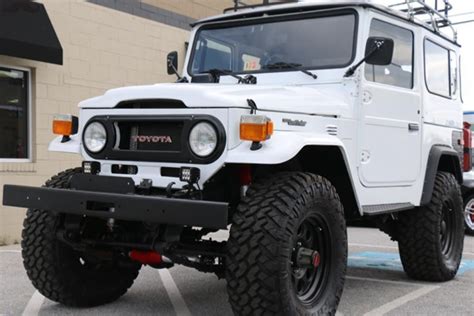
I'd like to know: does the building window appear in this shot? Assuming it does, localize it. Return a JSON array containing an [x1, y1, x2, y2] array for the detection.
[[0, 66, 30, 161], [365, 19, 414, 89], [424, 39, 452, 98]]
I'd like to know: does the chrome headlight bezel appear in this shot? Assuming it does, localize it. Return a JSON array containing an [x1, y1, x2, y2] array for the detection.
[[83, 121, 108, 154], [188, 121, 218, 158]]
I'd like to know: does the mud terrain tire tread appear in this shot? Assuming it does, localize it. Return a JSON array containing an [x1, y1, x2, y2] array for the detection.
[[397, 172, 464, 282], [22, 168, 140, 307], [226, 172, 347, 315]]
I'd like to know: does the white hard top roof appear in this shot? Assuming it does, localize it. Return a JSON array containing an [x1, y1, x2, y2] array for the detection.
[[192, 0, 458, 44]]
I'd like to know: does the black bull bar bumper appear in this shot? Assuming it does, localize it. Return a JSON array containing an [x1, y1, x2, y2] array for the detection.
[[2, 185, 228, 229]]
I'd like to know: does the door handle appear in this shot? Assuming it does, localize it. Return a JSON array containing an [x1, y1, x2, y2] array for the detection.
[[408, 123, 419, 131]]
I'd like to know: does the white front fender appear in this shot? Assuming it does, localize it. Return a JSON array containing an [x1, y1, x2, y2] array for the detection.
[[48, 135, 81, 154], [225, 131, 346, 164]]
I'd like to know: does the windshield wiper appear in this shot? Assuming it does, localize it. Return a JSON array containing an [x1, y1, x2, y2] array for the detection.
[[263, 62, 318, 80], [204, 69, 257, 84]]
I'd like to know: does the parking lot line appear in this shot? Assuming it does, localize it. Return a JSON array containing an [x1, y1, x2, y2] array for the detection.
[[349, 243, 398, 250], [0, 250, 20, 253], [363, 285, 439, 316], [158, 269, 192, 316], [349, 243, 474, 256], [22, 290, 45, 316], [347, 275, 427, 287]]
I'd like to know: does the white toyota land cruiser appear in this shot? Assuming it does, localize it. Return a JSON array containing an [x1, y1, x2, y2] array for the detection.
[[3, 0, 469, 314]]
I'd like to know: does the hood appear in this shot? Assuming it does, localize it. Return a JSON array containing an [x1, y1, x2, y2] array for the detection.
[[79, 83, 353, 116]]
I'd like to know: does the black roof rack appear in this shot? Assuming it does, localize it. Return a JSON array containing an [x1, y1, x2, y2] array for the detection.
[[225, 0, 298, 13]]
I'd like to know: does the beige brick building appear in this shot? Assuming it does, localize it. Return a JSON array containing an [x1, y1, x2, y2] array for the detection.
[[0, 0, 259, 244]]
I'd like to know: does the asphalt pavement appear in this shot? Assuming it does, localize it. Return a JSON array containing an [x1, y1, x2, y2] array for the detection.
[[1, 227, 473, 316]]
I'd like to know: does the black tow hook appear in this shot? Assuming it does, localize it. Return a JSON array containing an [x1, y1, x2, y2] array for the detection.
[[295, 247, 321, 269]]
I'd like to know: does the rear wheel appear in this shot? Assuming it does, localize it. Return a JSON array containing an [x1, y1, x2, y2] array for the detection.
[[226, 172, 347, 315], [22, 168, 141, 307], [397, 172, 464, 281], [463, 194, 474, 235]]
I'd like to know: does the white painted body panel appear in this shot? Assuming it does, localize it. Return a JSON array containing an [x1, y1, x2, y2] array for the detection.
[[358, 10, 423, 187], [49, 135, 81, 153], [49, 4, 464, 215]]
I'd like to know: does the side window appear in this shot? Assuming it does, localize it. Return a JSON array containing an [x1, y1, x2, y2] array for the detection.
[[191, 37, 232, 73], [424, 40, 450, 98], [365, 19, 414, 89]]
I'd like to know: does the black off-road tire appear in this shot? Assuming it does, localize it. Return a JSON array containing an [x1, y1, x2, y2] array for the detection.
[[463, 194, 474, 236], [397, 172, 464, 282], [22, 168, 141, 307], [226, 172, 347, 315]]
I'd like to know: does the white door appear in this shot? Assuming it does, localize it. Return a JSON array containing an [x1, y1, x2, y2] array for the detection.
[[359, 19, 422, 187]]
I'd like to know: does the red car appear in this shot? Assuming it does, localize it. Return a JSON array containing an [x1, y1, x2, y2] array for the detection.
[[462, 121, 474, 235]]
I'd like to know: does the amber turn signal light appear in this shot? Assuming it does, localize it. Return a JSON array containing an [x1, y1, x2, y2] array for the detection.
[[240, 115, 274, 142], [53, 114, 78, 136]]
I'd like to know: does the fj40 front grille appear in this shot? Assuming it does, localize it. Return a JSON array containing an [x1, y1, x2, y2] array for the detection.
[[83, 115, 226, 164]]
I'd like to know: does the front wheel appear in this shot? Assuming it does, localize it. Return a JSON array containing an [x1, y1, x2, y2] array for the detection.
[[22, 168, 141, 307], [463, 194, 474, 235], [226, 172, 347, 315]]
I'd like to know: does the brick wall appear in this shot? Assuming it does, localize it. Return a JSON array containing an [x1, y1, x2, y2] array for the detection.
[[0, 0, 198, 244], [141, 0, 263, 20], [0, 0, 266, 244]]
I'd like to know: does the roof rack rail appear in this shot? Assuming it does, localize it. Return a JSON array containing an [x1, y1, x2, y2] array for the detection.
[[225, 0, 298, 13], [389, 0, 457, 42]]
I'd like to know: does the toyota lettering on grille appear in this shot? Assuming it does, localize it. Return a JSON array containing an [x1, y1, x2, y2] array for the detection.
[[132, 136, 173, 143]]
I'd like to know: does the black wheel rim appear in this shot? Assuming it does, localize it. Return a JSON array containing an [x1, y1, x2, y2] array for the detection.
[[440, 199, 455, 257], [291, 214, 331, 306]]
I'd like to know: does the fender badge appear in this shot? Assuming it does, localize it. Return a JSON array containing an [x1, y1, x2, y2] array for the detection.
[[282, 118, 307, 127]]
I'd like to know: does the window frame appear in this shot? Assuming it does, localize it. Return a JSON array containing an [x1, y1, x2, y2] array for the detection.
[[187, 8, 359, 76], [423, 38, 457, 100], [0, 64, 32, 163], [364, 18, 415, 90]]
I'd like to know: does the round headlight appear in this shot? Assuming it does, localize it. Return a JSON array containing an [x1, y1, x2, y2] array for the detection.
[[84, 122, 107, 153], [189, 122, 218, 157]]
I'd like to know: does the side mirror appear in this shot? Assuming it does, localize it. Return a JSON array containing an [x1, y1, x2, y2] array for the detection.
[[167, 51, 178, 75], [365, 37, 394, 66]]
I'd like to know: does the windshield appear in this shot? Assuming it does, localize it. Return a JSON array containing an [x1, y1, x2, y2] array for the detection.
[[189, 12, 357, 76]]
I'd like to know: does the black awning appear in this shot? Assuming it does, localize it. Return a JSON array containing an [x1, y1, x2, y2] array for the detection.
[[0, 0, 63, 65]]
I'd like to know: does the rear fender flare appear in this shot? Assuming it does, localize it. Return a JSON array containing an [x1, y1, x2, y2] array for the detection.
[[421, 145, 462, 205]]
